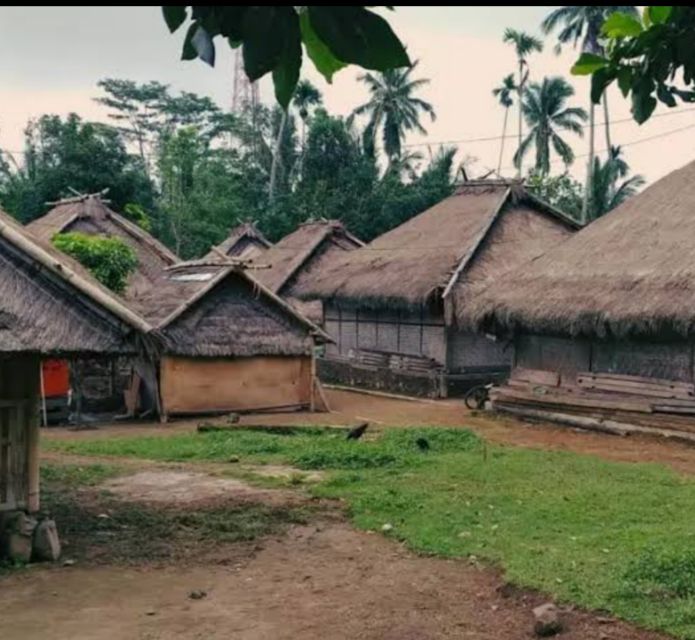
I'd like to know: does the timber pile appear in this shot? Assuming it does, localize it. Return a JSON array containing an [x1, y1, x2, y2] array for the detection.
[[491, 368, 695, 442]]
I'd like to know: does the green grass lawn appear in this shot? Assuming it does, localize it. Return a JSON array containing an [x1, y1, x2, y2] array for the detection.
[[44, 427, 695, 638]]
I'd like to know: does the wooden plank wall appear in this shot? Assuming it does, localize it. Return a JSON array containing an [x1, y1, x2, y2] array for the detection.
[[159, 355, 312, 416], [0, 356, 40, 512]]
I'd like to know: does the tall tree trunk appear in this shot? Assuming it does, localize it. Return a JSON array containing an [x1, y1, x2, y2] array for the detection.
[[269, 110, 288, 202], [517, 61, 524, 178], [497, 107, 509, 175], [603, 92, 612, 155], [582, 99, 595, 225]]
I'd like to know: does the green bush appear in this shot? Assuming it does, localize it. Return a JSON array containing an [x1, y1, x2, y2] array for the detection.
[[52, 231, 138, 293], [623, 548, 695, 599], [123, 203, 152, 232]]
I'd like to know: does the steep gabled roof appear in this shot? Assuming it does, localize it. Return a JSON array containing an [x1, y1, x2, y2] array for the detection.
[[296, 181, 577, 311], [253, 220, 364, 295], [465, 159, 695, 339], [26, 194, 178, 303], [132, 262, 330, 357], [0, 208, 151, 355], [204, 222, 272, 261]]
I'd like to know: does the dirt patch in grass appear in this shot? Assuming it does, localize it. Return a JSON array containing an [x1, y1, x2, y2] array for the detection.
[[39, 464, 315, 566]]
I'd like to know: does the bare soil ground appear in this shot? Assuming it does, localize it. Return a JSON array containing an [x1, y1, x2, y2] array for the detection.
[[5, 389, 693, 638]]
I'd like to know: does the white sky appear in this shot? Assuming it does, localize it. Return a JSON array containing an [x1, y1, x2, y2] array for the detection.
[[1, 6, 694, 184]]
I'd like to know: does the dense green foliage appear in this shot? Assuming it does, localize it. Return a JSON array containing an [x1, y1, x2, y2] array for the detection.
[[44, 425, 695, 637], [51, 232, 138, 293], [572, 7, 695, 123], [162, 7, 410, 107]]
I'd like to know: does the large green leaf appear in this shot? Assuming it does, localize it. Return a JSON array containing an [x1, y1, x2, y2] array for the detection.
[[181, 23, 199, 61], [272, 10, 302, 108], [192, 26, 215, 66], [602, 12, 644, 38], [631, 88, 657, 123], [591, 67, 617, 104], [241, 7, 287, 81], [571, 52, 609, 76], [300, 11, 346, 82], [308, 7, 410, 71], [648, 6, 672, 25], [162, 6, 187, 33]]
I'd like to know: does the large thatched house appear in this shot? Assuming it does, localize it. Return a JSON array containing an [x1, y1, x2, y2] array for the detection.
[[298, 181, 578, 397], [252, 219, 364, 323], [27, 192, 178, 304], [0, 208, 148, 528], [133, 262, 330, 419], [465, 160, 695, 438], [204, 222, 272, 261]]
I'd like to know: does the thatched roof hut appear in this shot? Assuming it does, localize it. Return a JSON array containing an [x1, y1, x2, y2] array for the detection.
[[254, 220, 364, 296], [464, 161, 695, 339], [27, 193, 178, 303], [298, 181, 577, 315], [296, 181, 577, 398], [132, 262, 329, 417], [204, 222, 272, 261], [1, 208, 150, 355]]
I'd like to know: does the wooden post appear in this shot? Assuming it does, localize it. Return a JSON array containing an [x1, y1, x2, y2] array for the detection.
[[25, 403, 40, 513], [310, 350, 317, 412]]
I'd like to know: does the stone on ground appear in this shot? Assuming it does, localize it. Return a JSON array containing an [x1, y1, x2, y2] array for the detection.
[[33, 519, 62, 561], [533, 602, 564, 637]]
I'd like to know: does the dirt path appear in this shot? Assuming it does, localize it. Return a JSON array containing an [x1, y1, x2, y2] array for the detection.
[[44, 388, 695, 475], [1, 519, 670, 640]]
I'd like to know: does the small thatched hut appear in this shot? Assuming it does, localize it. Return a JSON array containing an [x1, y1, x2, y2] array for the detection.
[[27, 192, 178, 304], [205, 222, 272, 261], [252, 219, 364, 323], [134, 262, 329, 419], [0, 209, 148, 524], [298, 181, 577, 397], [464, 160, 695, 438]]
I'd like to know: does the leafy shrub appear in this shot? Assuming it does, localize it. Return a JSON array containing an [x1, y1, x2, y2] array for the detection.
[[123, 203, 152, 231], [52, 231, 138, 293]]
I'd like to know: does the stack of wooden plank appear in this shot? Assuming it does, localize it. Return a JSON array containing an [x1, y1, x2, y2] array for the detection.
[[490, 368, 695, 441]]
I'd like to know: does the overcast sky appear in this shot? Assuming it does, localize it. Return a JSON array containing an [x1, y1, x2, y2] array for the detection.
[[2, 6, 694, 184]]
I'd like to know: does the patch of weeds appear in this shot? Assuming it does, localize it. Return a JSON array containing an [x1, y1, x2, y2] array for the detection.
[[41, 463, 121, 488], [623, 548, 695, 600]]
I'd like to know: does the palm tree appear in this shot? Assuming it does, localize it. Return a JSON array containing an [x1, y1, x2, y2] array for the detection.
[[292, 80, 322, 153], [492, 74, 516, 175], [588, 146, 644, 220], [513, 76, 587, 175], [541, 6, 638, 221], [351, 60, 436, 162], [502, 29, 543, 176]]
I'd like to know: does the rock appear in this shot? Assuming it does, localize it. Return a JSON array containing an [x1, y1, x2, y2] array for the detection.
[[533, 603, 563, 637], [381, 523, 393, 532], [228, 456, 240, 463], [227, 412, 240, 424], [189, 589, 207, 600], [0, 511, 37, 563], [145, 609, 156, 616], [33, 519, 61, 562], [62, 559, 76, 567]]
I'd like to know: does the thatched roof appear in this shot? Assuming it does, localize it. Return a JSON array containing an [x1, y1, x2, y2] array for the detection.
[[296, 181, 577, 313], [204, 222, 272, 261], [134, 263, 329, 358], [465, 160, 695, 340], [0, 208, 151, 356], [27, 193, 178, 303], [252, 220, 364, 295]]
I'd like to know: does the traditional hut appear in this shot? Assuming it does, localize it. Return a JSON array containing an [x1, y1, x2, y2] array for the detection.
[[27, 192, 178, 412], [464, 160, 695, 438], [27, 192, 178, 304], [298, 181, 578, 397], [0, 208, 148, 540], [133, 262, 330, 420], [205, 222, 272, 261]]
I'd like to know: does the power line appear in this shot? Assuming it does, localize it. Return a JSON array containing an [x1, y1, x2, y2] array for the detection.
[[499, 122, 695, 173], [402, 106, 695, 149]]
